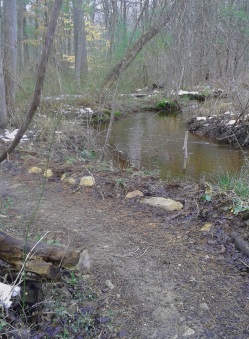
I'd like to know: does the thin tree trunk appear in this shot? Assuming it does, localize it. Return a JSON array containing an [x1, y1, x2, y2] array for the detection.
[[3, 0, 17, 117], [109, 0, 118, 59], [81, 13, 88, 76], [73, 0, 88, 82], [17, 0, 25, 71], [23, 3, 29, 64], [73, 0, 83, 82], [0, 21, 7, 127], [0, 0, 63, 163]]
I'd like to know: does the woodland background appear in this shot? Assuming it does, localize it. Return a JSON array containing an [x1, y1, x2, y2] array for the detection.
[[0, 0, 249, 128]]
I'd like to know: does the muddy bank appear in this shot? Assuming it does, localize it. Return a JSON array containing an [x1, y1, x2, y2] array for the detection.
[[187, 112, 249, 147]]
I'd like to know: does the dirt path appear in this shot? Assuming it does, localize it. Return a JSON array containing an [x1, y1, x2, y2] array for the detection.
[[0, 158, 248, 338]]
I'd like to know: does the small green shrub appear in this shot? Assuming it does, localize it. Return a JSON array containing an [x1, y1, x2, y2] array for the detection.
[[114, 111, 121, 117], [216, 168, 249, 214], [156, 99, 181, 112]]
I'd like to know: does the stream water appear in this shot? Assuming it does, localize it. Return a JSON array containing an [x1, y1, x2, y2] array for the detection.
[[107, 110, 248, 180]]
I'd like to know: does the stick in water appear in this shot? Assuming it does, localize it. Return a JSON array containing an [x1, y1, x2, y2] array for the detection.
[[182, 131, 189, 172]]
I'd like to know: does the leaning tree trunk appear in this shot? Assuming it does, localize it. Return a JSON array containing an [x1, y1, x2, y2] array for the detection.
[[0, 0, 63, 163], [100, 0, 180, 93]]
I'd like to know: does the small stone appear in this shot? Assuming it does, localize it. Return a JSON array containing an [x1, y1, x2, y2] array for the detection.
[[125, 190, 144, 199], [61, 173, 67, 180], [77, 249, 90, 271], [79, 176, 95, 187], [67, 177, 76, 185], [28, 166, 42, 174], [43, 169, 53, 178], [200, 302, 209, 310], [201, 223, 212, 232], [183, 327, 195, 336], [105, 279, 114, 290]]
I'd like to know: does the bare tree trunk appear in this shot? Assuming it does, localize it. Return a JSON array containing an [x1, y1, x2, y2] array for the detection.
[[81, 11, 88, 76], [0, 0, 63, 163], [0, 21, 7, 127], [73, 0, 88, 83], [109, 0, 118, 59], [3, 0, 17, 117], [17, 0, 25, 71], [23, 2, 29, 64]]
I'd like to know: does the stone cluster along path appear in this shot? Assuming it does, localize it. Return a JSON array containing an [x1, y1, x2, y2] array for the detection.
[[0, 160, 248, 338]]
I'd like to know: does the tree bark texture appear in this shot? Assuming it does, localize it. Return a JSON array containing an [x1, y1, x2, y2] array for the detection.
[[0, 18, 7, 127], [73, 0, 88, 82], [0, 0, 63, 163], [0, 230, 85, 280], [3, 0, 17, 117]]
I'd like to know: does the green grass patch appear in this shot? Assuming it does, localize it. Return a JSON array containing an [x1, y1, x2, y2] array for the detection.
[[216, 167, 249, 214]]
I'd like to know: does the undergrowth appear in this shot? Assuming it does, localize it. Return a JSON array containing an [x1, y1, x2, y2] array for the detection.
[[214, 164, 249, 214]]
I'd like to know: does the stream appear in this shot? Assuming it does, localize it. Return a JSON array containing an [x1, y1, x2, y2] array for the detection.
[[107, 110, 248, 180]]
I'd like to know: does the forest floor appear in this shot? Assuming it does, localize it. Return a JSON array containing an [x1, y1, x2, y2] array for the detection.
[[0, 152, 249, 338]]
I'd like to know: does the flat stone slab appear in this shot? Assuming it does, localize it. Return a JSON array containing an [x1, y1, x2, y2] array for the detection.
[[141, 197, 183, 211]]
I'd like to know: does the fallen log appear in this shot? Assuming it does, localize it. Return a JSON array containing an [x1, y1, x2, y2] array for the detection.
[[0, 230, 88, 280], [231, 231, 249, 257]]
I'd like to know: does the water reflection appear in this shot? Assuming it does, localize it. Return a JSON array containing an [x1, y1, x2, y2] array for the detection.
[[109, 111, 248, 179]]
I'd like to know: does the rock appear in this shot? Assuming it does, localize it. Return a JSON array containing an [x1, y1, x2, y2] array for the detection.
[[28, 167, 42, 174], [141, 197, 183, 211], [200, 302, 209, 310], [125, 190, 144, 199], [183, 327, 195, 336], [43, 169, 53, 178], [61, 173, 66, 180], [201, 223, 212, 232], [79, 176, 95, 187], [67, 177, 76, 185], [77, 249, 91, 271], [105, 280, 114, 290]]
